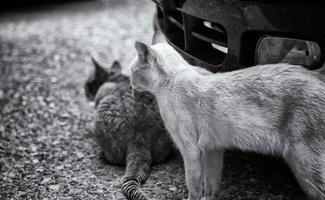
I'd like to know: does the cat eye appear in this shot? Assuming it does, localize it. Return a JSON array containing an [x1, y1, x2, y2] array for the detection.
[[256, 36, 322, 68]]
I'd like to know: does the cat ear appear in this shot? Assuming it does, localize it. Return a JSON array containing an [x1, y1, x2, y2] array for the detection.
[[111, 60, 122, 72], [152, 31, 167, 44], [135, 41, 151, 64], [90, 56, 111, 84], [91, 56, 108, 75], [86, 56, 109, 101]]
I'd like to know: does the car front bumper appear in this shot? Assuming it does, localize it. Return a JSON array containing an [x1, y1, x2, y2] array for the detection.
[[153, 0, 325, 72]]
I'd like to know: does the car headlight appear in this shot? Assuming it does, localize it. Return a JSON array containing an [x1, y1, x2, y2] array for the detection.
[[255, 36, 322, 68]]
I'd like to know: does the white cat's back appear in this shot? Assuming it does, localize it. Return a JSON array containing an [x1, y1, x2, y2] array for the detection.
[[197, 63, 325, 153]]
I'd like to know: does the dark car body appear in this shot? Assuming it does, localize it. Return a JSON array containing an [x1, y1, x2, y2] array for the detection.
[[152, 0, 325, 73]]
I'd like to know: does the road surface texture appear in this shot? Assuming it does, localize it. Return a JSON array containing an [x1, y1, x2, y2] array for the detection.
[[0, 0, 306, 199]]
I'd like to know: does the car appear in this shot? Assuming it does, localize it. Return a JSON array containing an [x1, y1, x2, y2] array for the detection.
[[151, 0, 325, 72]]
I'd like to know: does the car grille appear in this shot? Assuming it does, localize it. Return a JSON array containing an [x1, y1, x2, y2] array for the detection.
[[156, 4, 228, 68]]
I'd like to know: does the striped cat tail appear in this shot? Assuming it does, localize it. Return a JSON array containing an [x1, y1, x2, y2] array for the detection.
[[122, 145, 152, 200]]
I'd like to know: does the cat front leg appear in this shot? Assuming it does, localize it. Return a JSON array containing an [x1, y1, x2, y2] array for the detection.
[[203, 149, 224, 200], [181, 145, 204, 200]]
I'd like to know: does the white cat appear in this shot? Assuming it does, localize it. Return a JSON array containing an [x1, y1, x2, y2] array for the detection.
[[129, 41, 325, 200]]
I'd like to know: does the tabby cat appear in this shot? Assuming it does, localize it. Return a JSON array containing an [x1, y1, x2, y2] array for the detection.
[[85, 57, 173, 200], [130, 41, 325, 200]]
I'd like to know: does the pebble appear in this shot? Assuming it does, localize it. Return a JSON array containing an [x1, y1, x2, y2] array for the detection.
[[169, 186, 177, 192], [41, 177, 51, 184], [76, 152, 84, 159], [57, 164, 66, 170], [48, 184, 60, 191]]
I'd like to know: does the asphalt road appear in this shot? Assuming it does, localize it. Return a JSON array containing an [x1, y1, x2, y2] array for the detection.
[[0, 0, 307, 199]]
